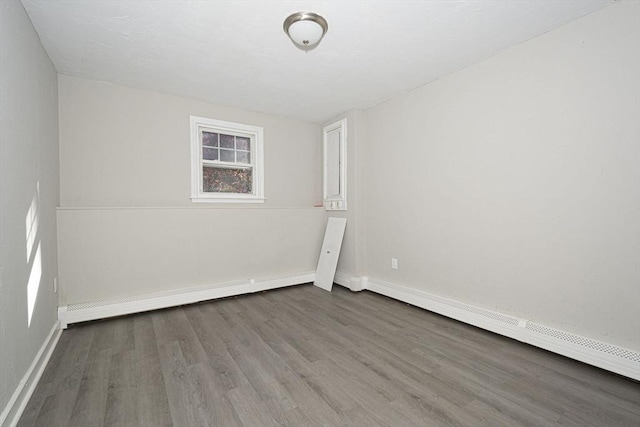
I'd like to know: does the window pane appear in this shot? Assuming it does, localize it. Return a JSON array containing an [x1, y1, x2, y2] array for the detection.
[[203, 167, 252, 193], [236, 137, 250, 151], [220, 148, 235, 162], [236, 150, 250, 164], [203, 147, 218, 161], [220, 134, 235, 149], [202, 131, 218, 147]]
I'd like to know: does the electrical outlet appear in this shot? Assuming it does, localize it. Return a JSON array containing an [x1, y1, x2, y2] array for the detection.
[[53, 277, 58, 293], [391, 258, 398, 269]]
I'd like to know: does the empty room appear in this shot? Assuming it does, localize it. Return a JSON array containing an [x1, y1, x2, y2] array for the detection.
[[1, 0, 639, 426]]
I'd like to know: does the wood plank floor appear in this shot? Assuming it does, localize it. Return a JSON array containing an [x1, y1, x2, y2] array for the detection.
[[18, 284, 640, 426]]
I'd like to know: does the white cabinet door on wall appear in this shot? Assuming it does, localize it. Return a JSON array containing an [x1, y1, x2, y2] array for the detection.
[[323, 118, 347, 211]]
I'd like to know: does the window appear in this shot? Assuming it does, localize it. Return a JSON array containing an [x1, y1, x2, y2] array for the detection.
[[190, 116, 264, 203], [323, 118, 347, 210]]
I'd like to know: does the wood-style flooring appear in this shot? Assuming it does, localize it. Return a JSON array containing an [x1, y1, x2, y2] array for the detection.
[[18, 284, 640, 426]]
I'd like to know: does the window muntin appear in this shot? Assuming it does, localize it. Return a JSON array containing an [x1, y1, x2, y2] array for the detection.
[[190, 116, 264, 203], [201, 131, 251, 166]]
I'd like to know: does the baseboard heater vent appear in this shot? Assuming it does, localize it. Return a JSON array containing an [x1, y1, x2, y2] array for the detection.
[[525, 322, 640, 363]]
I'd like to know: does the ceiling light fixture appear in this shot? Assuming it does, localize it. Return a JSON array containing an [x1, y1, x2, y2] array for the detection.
[[283, 12, 328, 49]]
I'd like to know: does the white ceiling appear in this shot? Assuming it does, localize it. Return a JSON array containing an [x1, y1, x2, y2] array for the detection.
[[22, 0, 614, 123]]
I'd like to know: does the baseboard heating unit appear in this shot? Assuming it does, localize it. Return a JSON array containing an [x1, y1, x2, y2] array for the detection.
[[358, 276, 640, 380], [58, 272, 315, 328]]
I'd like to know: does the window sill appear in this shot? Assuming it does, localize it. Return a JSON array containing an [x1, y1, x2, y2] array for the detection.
[[191, 196, 265, 204]]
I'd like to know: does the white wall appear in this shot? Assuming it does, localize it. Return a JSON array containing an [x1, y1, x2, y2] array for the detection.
[[0, 0, 59, 417], [325, 109, 367, 282], [57, 208, 326, 304], [57, 76, 326, 305], [59, 75, 322, 208], [361, 0, 639, 350]]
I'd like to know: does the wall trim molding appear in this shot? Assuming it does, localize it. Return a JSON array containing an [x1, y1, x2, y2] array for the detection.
[[365, 277, 640, 380], [56, 206, 322, 211], [58, 272, 316, 328], [0, 321, 62, 427]]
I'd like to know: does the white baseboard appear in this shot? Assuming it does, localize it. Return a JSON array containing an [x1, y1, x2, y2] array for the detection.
[[55, 271, 640, 380], [365, 277, 640, 381], [334, 272, 367, 292], [58, 272, 315, 328], [0, 321, 62, 427]]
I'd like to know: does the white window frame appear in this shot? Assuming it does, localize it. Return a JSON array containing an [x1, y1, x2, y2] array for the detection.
[[323, 118, 347, 211], [190, 116, 264, 203]]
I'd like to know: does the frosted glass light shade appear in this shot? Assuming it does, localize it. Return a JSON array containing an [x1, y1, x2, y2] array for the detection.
[[288, 20, 324, 47], [283, 12, 328, 48]]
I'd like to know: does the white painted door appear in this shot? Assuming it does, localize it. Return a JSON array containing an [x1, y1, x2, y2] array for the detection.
[[314, 217, 347, 292]]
